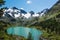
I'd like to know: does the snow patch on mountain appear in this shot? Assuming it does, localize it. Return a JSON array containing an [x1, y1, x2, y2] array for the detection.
[[3, 8, 48, 19]]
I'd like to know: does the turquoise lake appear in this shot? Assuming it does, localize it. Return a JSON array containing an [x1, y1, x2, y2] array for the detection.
[[7, 26, 43, 40]]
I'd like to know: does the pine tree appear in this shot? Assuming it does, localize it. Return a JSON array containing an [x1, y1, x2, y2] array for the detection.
[[0, 0, 5, 6]]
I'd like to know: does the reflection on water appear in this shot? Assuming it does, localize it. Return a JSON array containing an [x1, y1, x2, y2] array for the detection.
[[7, 26, 43, 40]]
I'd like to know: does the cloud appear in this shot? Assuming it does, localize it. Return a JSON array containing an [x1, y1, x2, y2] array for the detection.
[[27, 0, 32, 4], [20, 8, 24, 10]]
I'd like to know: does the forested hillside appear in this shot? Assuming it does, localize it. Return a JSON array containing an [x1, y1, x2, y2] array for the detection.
[[0, 0, 60, 40], [37, 0, 60, 40]]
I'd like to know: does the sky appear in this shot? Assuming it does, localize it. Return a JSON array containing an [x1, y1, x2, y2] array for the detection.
[[4, 0, 58, 13]]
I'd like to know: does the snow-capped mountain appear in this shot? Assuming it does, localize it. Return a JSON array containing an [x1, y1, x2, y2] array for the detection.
[[40, 8, 49, 16], [2, 7, 49, 19], [3, 8, 20, 18], [3, 8, 39, 18]]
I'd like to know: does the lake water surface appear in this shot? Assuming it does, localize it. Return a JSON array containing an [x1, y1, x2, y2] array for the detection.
[[7, 26, 43, 40]]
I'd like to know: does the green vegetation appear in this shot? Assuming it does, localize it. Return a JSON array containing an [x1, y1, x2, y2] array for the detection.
[[0, 0, 5, 6], [0, 0, 60, 40]]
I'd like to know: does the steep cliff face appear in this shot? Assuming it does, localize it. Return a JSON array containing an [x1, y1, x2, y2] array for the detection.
[[47, 0, 60, 15], [50, 0, 60, 22], [41, 0, 60, 22]]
